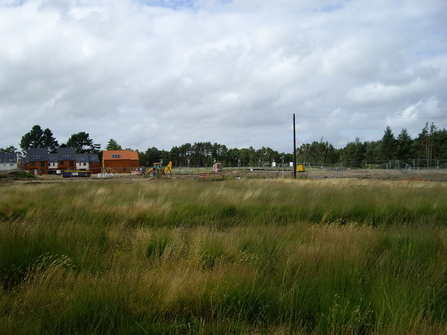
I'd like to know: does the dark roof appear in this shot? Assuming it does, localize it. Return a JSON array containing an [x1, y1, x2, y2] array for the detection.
[[23, 148, 101, 164], [0, 153, 18, 163], [89, 154, 99, 162], [76, 153, 89, 160], [28, 148, 49, 161], [57, 147, 77, 160]]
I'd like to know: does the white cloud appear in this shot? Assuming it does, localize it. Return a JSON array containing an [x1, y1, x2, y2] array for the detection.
[[0, 0, 446, 153]]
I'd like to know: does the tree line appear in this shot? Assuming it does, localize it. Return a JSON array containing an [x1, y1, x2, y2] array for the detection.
[[1, 123, 446, 167]]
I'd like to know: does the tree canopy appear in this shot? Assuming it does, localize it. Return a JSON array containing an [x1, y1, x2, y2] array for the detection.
[[0, 146, 18, 153], [65, 132, 100, 154], [106, 139, 122, 151], [8, 122, 447, 167], [20, 125, 59, 154]]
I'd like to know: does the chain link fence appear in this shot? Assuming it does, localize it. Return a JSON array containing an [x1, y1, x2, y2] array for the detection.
[[91, 160, 447, 180], [177, 160, 447, 180]]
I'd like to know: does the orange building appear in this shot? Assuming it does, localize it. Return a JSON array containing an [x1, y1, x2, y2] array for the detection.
[[102, 150, 140, 173]]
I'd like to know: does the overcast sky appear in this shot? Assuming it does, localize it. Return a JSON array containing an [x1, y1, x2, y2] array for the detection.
[[1, 0, 446, 154]]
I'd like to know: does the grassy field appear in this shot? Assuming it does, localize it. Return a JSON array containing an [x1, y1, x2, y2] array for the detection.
[[1, 178, 447, 334]]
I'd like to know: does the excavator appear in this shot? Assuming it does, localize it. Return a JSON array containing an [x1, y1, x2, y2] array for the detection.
[[145, 161, 173, 178]]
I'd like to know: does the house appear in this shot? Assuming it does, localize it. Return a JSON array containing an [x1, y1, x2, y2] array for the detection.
[[76, 153, 101, 174], [23, 148, 103, 175], [23, 148, 49, 175], [0, 152, 20, 171], [102, 150, 140, 173], [55, 147, 77, 172]]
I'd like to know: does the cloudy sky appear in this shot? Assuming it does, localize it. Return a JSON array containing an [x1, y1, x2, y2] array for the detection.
[[1, 0, 446, 153]]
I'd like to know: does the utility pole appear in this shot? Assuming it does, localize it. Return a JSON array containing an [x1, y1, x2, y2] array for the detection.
[[293, 114, 297, 179]]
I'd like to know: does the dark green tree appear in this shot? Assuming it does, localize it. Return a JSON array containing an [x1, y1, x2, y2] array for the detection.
[[435, 128, 447, 159], [106, 139, 122, 151], [297, 143, 310, 164], [342, 137, 365, 167], [364, 141, 381, 162], [169, 146, 180, 166], [20, 125, 59, 154], [380, 126, 397, 160], [396, 128, 414, 160], [211, 143, 228, 164], [65, 132, 100, 154], [144, 147, 161, 166], [179, 143, 192, 166], [226, 148, 240, 166], [414, 122, 436, 167], [0, 146, 18, 153]]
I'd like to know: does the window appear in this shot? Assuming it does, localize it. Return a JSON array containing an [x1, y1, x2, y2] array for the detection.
[[70, 161, 74, 167], [7, 154, 13, 158], [62, 155, 71, 159], [33, 155, 43, 160], [112, 154, 121, 158], [40, 162, 45, 167], [60, 161, 64, 165], [78, 158, 86, 162]]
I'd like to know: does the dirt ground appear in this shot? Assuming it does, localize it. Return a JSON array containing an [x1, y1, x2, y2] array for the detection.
[[2, 169, 447, 184], [302, 169, 447, 182]]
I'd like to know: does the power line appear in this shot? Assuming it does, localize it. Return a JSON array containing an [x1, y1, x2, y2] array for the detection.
[[296, 116, 446, 120]]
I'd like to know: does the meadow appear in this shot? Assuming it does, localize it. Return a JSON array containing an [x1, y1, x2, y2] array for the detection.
[[0, 177, 447, 334]]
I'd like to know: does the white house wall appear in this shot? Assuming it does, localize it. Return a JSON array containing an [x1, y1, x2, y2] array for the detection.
[[0, 163, 18, 171], [76, 162, 90, 170]]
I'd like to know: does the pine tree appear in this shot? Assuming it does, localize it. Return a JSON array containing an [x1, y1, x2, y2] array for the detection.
[[396, 128, 414, 160], [380, 126, 397, 160], [106, 139, 122, 151], [66, 132, 100, 154], [20, 125, 59, 154]]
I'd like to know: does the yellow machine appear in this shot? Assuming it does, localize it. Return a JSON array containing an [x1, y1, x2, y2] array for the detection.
[[297, 164, 306, 172], [162, 161, 173, 175], [146, 161, 173, 177]]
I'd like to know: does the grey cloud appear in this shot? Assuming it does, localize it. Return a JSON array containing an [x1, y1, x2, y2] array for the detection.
[[0, 0, 446, 154]]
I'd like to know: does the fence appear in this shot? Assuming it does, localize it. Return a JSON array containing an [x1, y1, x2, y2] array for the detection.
[[172, 160, 447, 179], [90, 160, 447, 180]]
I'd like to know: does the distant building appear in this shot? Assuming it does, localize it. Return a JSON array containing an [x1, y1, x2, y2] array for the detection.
[[23, 148, 49, 175], [102, 150, 140, 173], [22, 148, 102, 175], [0, 152, 20, 171]]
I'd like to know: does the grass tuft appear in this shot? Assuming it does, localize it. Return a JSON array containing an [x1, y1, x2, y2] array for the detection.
[[1, 179, 447, 334]]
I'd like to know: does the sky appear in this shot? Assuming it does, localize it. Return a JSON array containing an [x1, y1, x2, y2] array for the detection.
[[1, 0, 446, 154]]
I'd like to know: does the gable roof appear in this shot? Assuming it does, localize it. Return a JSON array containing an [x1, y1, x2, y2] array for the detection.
[[28, 148, 49, 161], [89, 154, 99, 162], [0, 153, 18, 163], [57, 147, 77, 160], [102, 150, 139, 161]]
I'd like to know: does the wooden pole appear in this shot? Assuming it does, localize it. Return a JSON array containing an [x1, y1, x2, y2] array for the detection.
[[293, 114, 297, 179]]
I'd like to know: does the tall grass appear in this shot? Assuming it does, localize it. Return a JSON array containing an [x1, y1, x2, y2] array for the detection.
[[0, 179, 447, 334]]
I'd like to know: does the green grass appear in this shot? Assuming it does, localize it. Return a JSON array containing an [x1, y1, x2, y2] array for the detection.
[[1, 179, 447, 334], [0, 171, 36, 179]]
